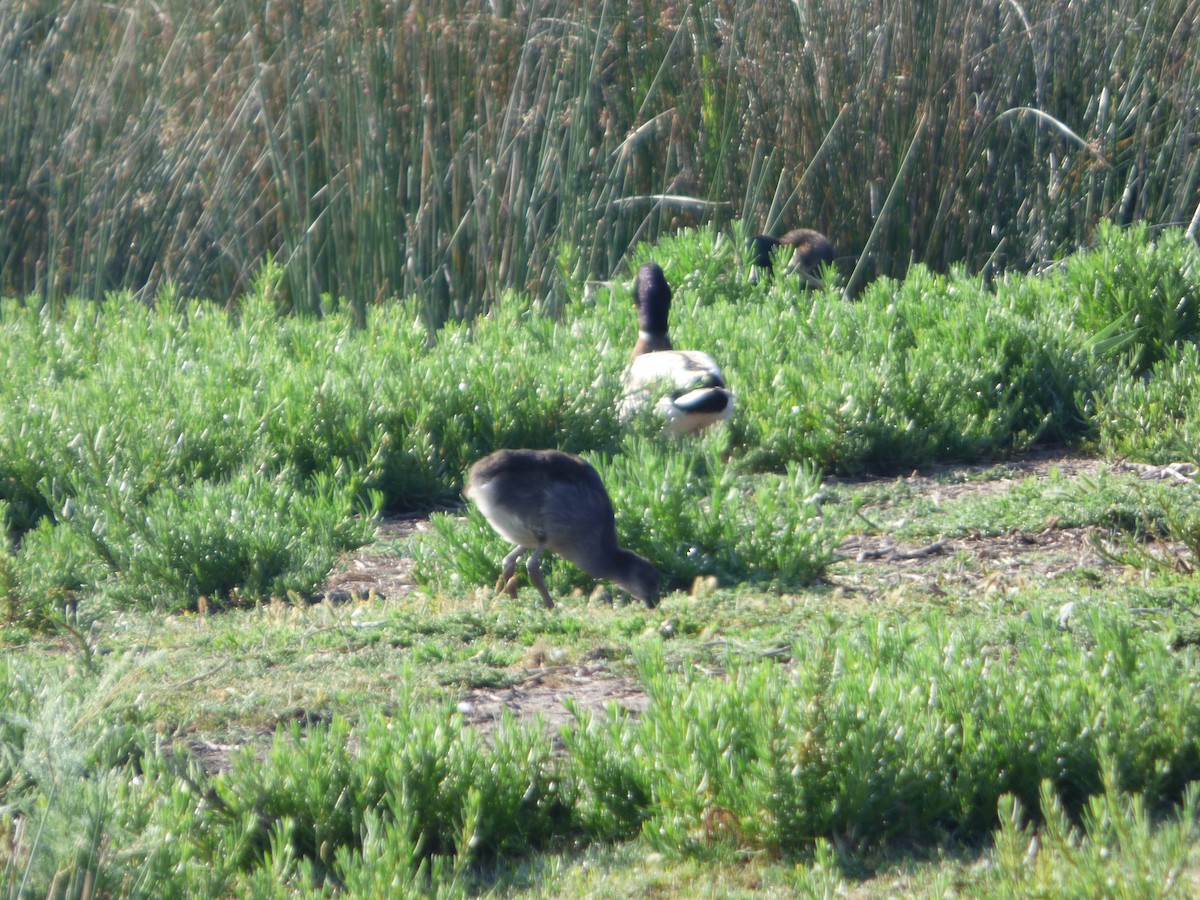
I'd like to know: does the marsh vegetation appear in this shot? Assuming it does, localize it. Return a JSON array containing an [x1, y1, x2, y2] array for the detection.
[[4, 0, 1200, 895]]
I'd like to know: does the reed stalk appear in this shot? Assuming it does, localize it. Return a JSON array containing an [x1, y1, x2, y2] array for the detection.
[[1, 0, 1197, 320]]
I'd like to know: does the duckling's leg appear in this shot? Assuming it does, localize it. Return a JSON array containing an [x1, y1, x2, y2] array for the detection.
[[525, 547, 555, 609], [498, 545, 524, 598]]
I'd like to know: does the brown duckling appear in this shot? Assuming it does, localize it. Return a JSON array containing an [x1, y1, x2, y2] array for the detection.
[[465, 448, 661, 608]]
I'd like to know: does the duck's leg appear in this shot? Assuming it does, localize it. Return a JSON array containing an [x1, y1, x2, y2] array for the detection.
[[525, 547, 555, 609], [498, 545, 524, 598]]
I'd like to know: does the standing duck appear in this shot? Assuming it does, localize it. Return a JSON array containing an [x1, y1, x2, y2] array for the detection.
[[749, 228, 836, 286], [619, 262, 734, 436], [464, 448, 661, 609]]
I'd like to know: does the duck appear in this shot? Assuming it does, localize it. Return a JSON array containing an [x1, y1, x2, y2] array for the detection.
[[464, 448, 661, 609], [749, 228, 836, 286], [618, 262, 734, 436]]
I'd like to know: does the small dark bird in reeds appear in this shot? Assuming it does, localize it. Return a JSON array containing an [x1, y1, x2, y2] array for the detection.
[[749, 228, 837, 286]]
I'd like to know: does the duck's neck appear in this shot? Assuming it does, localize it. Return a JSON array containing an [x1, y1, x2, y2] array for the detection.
[[597, 547, 656, 602], [631, 329, 673, 358]]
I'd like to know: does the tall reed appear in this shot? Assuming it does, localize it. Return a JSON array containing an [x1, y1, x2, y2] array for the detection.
[[1, 0, 1198, 320]]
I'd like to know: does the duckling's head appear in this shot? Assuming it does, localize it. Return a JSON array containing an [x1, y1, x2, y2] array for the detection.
[[749, 234, 782, 270], [617, 554, 662, 609], [749, 234, 782, 284]]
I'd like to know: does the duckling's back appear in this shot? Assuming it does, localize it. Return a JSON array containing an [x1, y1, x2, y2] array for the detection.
[[465, 449, 614, 550]]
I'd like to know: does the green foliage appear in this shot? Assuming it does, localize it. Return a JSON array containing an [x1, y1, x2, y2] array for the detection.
[[3, 222, 1200, 621], [7, 516, 104, 626], [565, 610, 1200, 857], [79, 468, 373, 612], [0, 653, 153, 897], [5, 608, 1198, 895], [1, 657, 575, 895], [0, 288, 621, 617], [602, 437, 849, 591], [992, 776, 1200, 899], [627, 224, 756, 309], [1093, 342, 1200, 465], [1057, 222, 1200, 373], [209, 702, 573, 892], [1082, 474, 1200, 577], [725, 262, 1102, 474]]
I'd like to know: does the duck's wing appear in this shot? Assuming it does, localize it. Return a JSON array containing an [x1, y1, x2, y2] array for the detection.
[[621, 350, 733, 434], [623, 350, 727, 394]]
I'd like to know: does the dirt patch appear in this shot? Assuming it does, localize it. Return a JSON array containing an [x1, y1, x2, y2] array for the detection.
[[186, 670, 646, 774], [456, 666, 648, 743], [314, 514, 429, 603], [824, 445, 1106, 501], [188, 736, 256, 775]]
